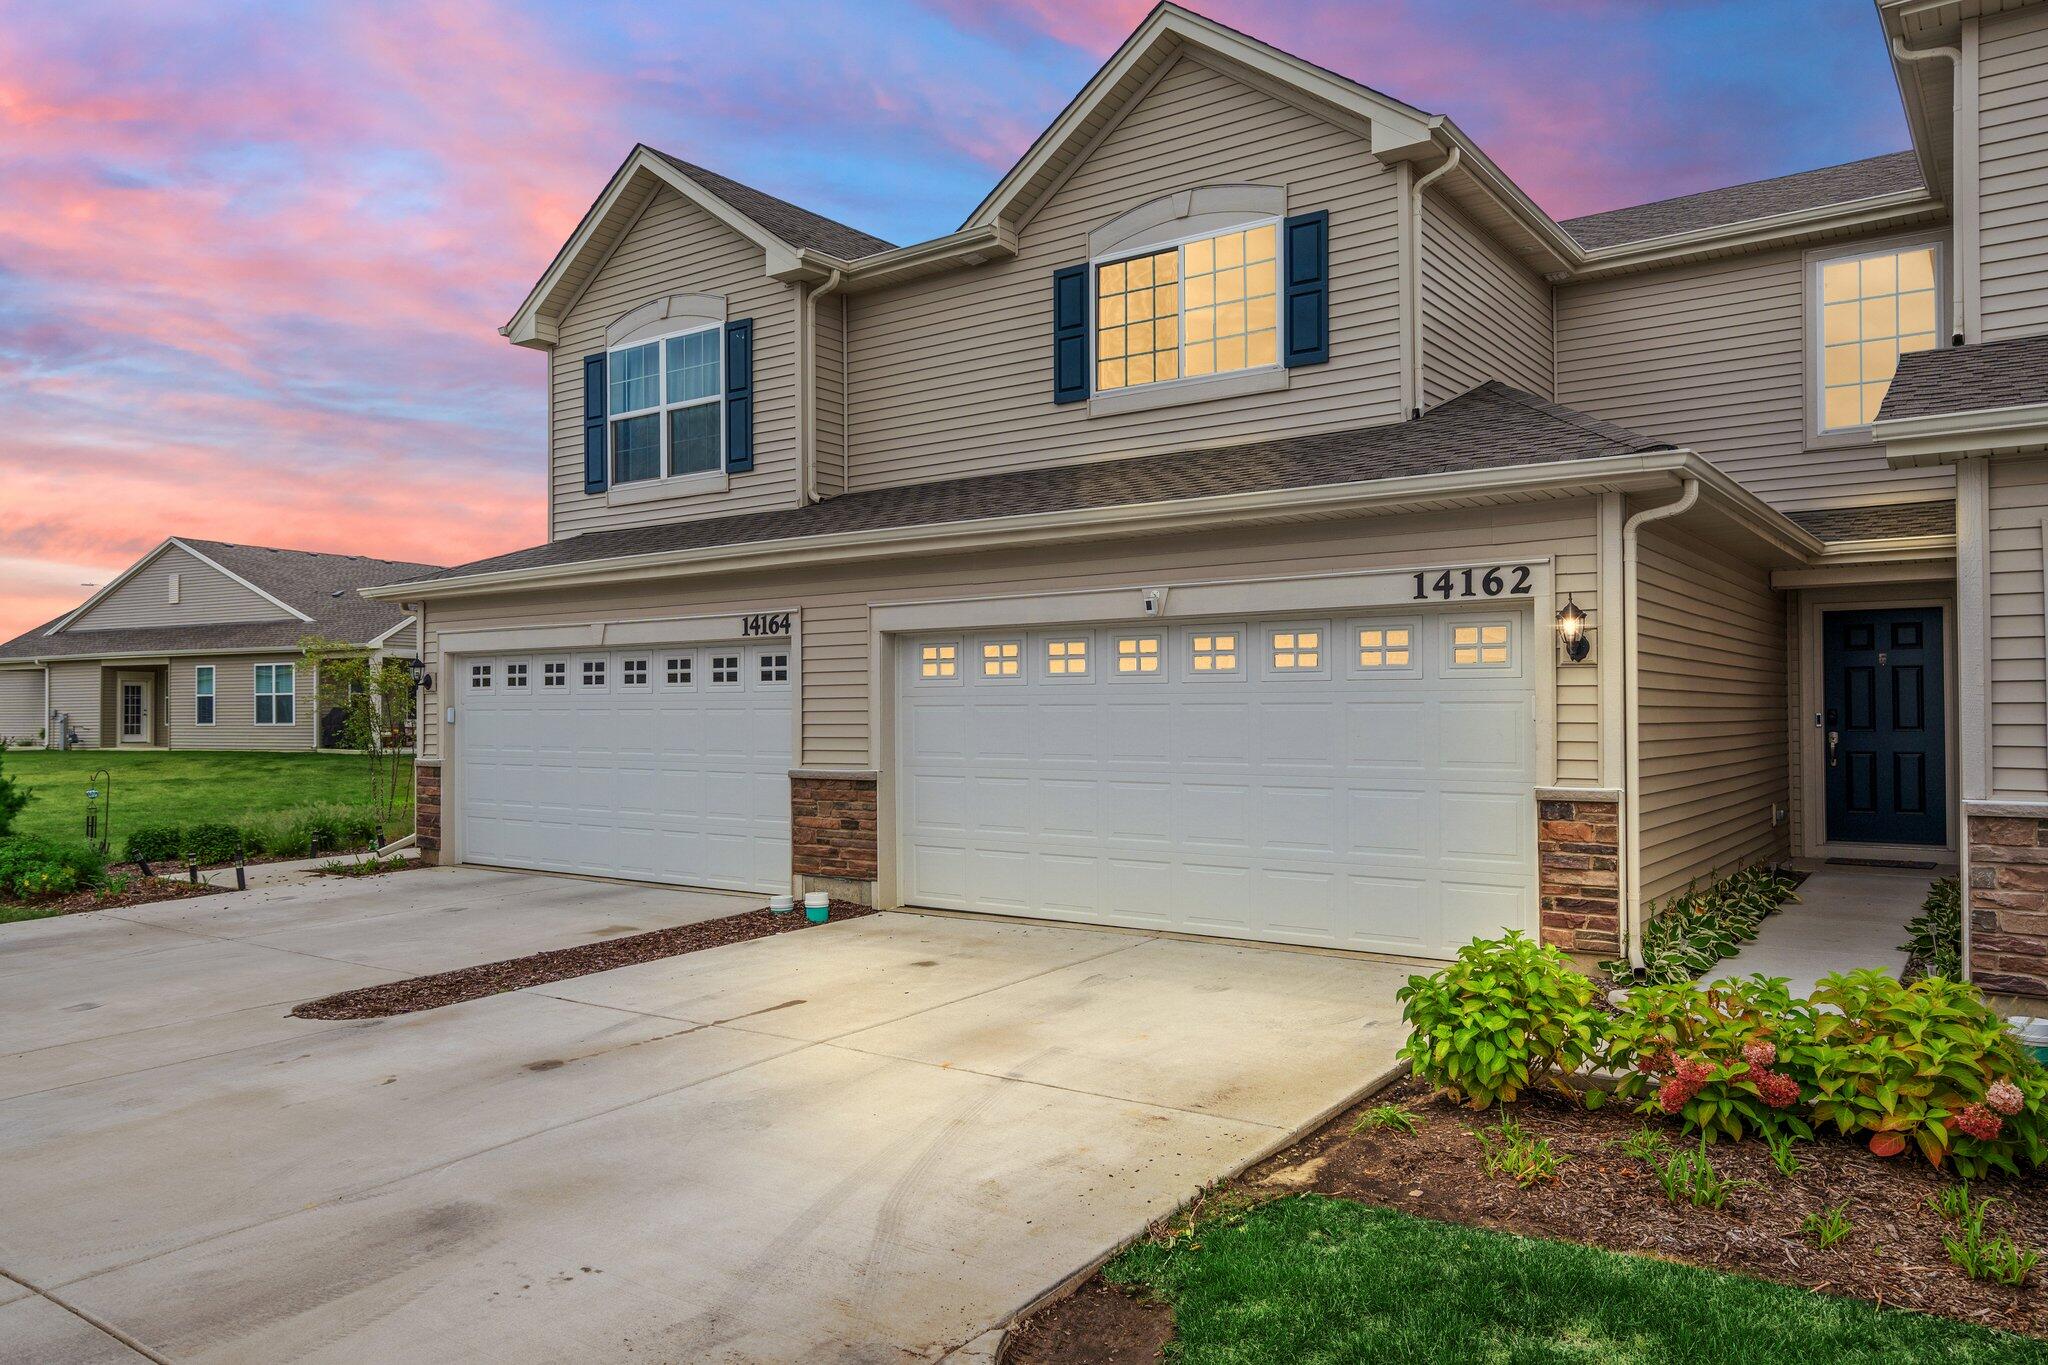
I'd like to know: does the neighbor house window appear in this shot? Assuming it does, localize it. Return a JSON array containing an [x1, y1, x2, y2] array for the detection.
[[1096, 222, 1279, 392], [1817, 241, 1940, 431], [608, 324, 723, 484], [254, 663, 294, 725], [194, 665, 215, 725]]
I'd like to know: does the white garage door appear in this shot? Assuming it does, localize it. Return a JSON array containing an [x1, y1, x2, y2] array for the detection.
[[457, 644, 792, 893], [898, 612, 1536, 957]]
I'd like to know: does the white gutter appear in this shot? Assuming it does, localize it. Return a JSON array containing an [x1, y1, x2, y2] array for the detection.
[[1875, 399, 2048, 466], [1620, 476, 1701, 971], [1407, 146, 1461, 418], [1891, 33, 1966, 343], [799, 267, 846, 505]]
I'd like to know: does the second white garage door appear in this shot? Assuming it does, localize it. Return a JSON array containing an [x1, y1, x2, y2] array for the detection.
[[898, 612, 1537, 958], [457, 644, 793, 893]]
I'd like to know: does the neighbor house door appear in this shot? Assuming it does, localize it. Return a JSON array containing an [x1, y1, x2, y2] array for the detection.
[[117, 673, 151, 744], [1822, 607, 1946, 847]]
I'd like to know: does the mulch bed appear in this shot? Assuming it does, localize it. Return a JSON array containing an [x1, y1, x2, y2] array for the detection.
[[3, 877, 225, 918], [314, 857, 430, 879], [292, 900, 880, 1020], [1012, 1073, 2048, 1359]]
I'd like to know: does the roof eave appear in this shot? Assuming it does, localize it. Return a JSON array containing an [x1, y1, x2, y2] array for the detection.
[[1563, 187, 1944, 280], [1875, 399, 2048, 465]]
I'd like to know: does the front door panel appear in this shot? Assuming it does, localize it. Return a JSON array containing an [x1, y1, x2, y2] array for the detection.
[[1822, 608, 1945, 847]]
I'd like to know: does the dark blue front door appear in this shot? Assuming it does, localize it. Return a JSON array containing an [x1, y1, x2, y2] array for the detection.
[[1822, 608, 1946, 847]]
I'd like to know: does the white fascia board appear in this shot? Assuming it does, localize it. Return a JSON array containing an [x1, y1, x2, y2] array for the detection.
[[1875, 401, 2048, 466], [1564, 190, 1944, 281], [367, 449, 1824, 604], [17, 645, 304, 666]]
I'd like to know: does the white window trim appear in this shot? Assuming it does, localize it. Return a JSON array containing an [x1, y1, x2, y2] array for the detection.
[[253, 662, 296, 726], [193, 664, 215, 726], [1087, 214, 1288, 419], [606, 319, 725, 489], [1804, 229, 1947, 449]]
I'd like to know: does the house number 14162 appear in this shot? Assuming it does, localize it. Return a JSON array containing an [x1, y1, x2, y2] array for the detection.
[[1412, 566, 1532, 600]]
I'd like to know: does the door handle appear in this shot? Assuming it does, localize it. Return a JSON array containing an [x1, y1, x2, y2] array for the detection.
[[1827, 730, 1840, 768]]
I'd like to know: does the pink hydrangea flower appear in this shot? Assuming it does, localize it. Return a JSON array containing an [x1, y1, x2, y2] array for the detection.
[[1986, 1078, 2024, 1117], [1656, 1076, 1696, 1113], [1674, 1057, 1713, 1087], [1742, 1039, 1777, 1071], [1754, 1072, 1801, 1110], [1955, 1104, 2004, 1142]]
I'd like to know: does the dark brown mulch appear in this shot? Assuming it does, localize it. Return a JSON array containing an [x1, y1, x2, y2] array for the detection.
[[3, 876, 226, 917], [292, 900, 880, 1020], [1004, 1279, 1172, 1365], [1018, 1074, 2048, 1355]]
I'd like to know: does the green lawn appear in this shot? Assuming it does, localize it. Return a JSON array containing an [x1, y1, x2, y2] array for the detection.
[[1107, 1196, 2047, 1364], [2, 749, 412, 848]]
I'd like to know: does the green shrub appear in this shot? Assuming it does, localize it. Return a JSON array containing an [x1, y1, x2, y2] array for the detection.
[[0, 835, 107, 900], [236, 803, 390, 857], [1397, 932, 1606, 1108], [1606, 975, 1816, 1143], [123, 824, 184, 863], [1800, 969, 2048, 1178], [1900, 878, 1962, 981], [1474, 1114, 1570, 1187], [1607, 864, 1801, 985], [1650, 1138, 1746, 1209], [0, 741, 30, 836], [182, 822, 248, 865]]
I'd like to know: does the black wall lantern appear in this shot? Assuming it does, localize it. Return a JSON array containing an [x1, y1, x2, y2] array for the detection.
[[1556, 596, 1590, 663], [401, 655, 434, 694]]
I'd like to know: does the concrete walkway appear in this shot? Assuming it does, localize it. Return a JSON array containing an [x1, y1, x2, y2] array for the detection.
[[0, 867, 1408, 1363], [1712, 861, 1941, 996]]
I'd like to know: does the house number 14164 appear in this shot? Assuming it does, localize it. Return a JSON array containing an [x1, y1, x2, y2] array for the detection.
[[742, 612, 792, 636], [1412, 566, 1532, 600]]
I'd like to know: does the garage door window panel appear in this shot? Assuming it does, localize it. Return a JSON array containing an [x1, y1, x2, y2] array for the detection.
[[505, 662, 529, 688], [1042, 635, 1093, 681], [979, 640, 1024, 682], [1350, 620, 1420, 679], [1263, 624, 1328, 678], [580, 658, 608, 691], [619, 657, 650, 688], [916, 641, 961, 684], [756, 649, 790, 686], [663, 653, 696, 689], [1447, 619, 1517, 673], [1188, 627, 1244, 680], [542, 660, 567, 689], [708, 652, 742, 689], [1114, 634, 1165, 681]]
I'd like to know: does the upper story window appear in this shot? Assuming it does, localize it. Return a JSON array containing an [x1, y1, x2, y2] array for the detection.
[[608, 323, 723, 485], [1095, 222, 1280, 394], [1814, 240, 1941, 434]]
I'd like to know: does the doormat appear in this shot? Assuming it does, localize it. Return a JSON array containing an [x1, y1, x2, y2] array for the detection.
[[1825, 857, 1937, 870]]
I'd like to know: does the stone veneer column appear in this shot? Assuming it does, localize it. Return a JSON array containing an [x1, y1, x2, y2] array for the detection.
[[791, 769, 878, 906], [1536, 789, 1621, 957], [415, 761, 442, 863], [1965, 805, 2048, 998]]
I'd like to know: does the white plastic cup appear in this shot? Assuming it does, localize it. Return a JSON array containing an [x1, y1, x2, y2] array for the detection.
[[804, 891, 830, 924], [769, 895, 795, 915]]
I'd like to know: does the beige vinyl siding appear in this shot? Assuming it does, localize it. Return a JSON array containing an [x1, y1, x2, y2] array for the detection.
[[0, 668, 43, 745], [1555, 242, 1954, 512], [46, 660, 101, 748], [417, 499, 1604, 787], [1634, 519, 1789, 902], [549, 187, 798, 538], [814, 293, 847, 498], [1979, 6, 2048, 340], [1987, 456, 2048, 796], [164, 655, 316, 751], [842, 54, 1405, 491], [69, 544, 284, 630], [1420, 192, 1553, 407]]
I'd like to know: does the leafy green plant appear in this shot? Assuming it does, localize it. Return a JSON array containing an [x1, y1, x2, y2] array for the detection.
[[1352, 1104, 1418, 1136], [1899, 878, 1962, 981], [0, 835, 107, 900], [1397, 932, 1607, 1109], [1606, 864, 1800, 985], [1650, 1138, 1745, 1209], [1939, 1190, 2039, 1285], [301, 637, 417, 835], [1473, 1115, 1570, 1187], [0, 741, 31, 836], [1800, 970, 2048, 1178], [1765, 1128, 1802, 1178], [123, 824, 184, 863], [1803, 1203, 1853, 1250], [317, 854, 410, 878], [1605, 974, 1815, 1143], [1928, 1182, 1975, 1223], [181, 822, 246, 865], [1616, 1126, 1669, 1162]]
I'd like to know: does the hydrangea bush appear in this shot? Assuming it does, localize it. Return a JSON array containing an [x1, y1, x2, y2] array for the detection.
[[1396, 932, 1607, 1109], [1604, 975, 1817, 1142]]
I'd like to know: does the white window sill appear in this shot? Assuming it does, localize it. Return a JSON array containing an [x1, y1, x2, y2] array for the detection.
[[608, 470, 729, 508], [1088, 365, 1288, 418]]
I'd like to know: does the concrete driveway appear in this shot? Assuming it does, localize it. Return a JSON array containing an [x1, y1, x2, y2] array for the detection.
[[0, 867, 1410, 1363]]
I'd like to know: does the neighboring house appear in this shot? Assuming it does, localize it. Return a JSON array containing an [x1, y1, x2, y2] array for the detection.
[[0, 538, 441, 752], [363, 2, 2048, 996]]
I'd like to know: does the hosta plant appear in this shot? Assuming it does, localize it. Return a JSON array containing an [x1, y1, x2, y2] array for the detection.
[[1899, 877, 1962, 981], [1608, 864, 1802, 985], [1397, 932, 1606, 1109], [1604, 974, 1817, 1143], [1799, 969, 2048, 1178]]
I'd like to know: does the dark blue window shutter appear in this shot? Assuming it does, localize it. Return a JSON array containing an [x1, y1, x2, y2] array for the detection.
[[1052, 263, 1089, 404], [724, 318, 754, 472], [1282, 210, 1330, 368], [581, 353, 608, 493]]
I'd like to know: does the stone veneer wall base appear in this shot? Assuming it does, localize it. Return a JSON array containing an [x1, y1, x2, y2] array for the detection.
[[1966, 811, 2048, 998], [792, 773, 879, 908], [1538, 795, 1621, 957], [415, 761, 442, 865]]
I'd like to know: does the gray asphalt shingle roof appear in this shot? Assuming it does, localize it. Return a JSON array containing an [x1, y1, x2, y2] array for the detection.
[[1875, 335, 2048, 423], [412, 383, 1672, 584], [648, 149, 896, 260], [0, 541, 443, 661], [1558, 152, 1926, 251], [1784, 500, 1956, 543]]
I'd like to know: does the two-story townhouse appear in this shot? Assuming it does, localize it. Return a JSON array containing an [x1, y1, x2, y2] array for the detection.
[[365, 1, 2048, 998]]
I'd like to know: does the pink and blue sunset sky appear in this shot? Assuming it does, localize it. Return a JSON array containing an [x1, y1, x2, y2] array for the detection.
[[2, 0, 1909, 639]]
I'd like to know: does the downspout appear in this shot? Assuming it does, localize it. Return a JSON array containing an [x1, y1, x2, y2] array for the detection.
[[800, 267, 846, 505], [1891, 35, 1967, 344], [1620, 475, 1700, 970], [1408, 145, 1460, 419]]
